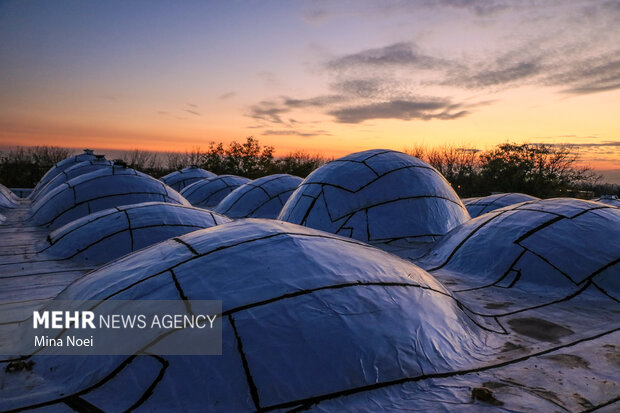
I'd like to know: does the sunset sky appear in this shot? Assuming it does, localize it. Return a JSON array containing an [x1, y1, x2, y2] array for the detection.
[[1, 1, 619, 178]]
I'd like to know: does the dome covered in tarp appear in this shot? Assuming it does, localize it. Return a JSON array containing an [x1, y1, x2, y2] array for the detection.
[[592, 194, 620, 206], [160, 166, 216, 191], [418, 198, 620, 308], [29, 166, 189, 229], [278, 149, 469, 244], [0, 184, 17, 209], [462, 193, 539, 217], [5, 220, 489, 412], [29, 149, 98, 199], [31, 156, 114, 202], [181, 175, 250, 208], [39, 202, 231, 264], [215, 174, 302, 219]]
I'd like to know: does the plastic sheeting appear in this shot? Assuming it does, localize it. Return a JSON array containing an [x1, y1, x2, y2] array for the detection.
[[0, 184, 17, 209], [181, 175, 250, 208], [29, 166, 189, 229], [40, 202, 231, 264], [31, 157, 114, 202], [160, 166, 216, 191], [2, 220, 489, 412], [592, 194, 620, 206], [29, 149, 97, 200], [417, 198, 620, 305], [279, 149, 470, 243], [462, 193, 539, 217], [215, 174, 302, 219]]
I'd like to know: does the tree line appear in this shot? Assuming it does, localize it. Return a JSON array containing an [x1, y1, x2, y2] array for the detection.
[[1, 137, 616, 199]]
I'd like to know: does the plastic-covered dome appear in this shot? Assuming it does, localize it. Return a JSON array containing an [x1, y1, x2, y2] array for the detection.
[[31, 156, 114, 202], [180, 175, 250, 208], [418, 198, 620, 308], [39, 202, 231, 264], [160, 166, 216, 191], [8, 220, 487, 412], [279, 149, 469, 244], [0, 184, 17, 209], [463, 193, 539, 217], [29, 149, 98, 199], [29, 166, 189, 229], [215, 174, 302, 219], [592, 194, 620, 206]]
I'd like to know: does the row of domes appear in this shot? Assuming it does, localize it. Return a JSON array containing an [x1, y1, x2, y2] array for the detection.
[[1, 148, 618, 411]]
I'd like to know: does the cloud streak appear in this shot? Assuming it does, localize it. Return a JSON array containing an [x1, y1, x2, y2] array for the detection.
[[328, 99, 468, 123], [326, 42, 448, 70], [262, 129, 332, 137]]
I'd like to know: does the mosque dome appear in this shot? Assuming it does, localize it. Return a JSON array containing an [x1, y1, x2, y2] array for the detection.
[[418, 198, 620, 309], [31, 156, 114, 202], [7, 220, 487, 412], [462, 193, 539, 217], [215, 174, 302, 219], [40, 202, 231, 264], [29, 165, 189, 229], [0, 184, 17, 209], [278, 149, 469, 244], [160, 166, 216, 191], [591, 194, 620, 206], [29, 149, 98, 199], [181, 175, 250, 208]]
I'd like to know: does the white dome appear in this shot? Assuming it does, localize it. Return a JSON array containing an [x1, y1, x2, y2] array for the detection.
[[39, 202, 231, 264], [29, 166, 189, 229], [279, 149, 469, 244], [0, 184, 17, 209], [8, 220, 487, 412], [31, 157, 114, 202], [215, 174, 302, 219], [29, 149, 97, 199], [181, 175, 250, 208], [418, 198, 620, 308], [160, 166, 216, 191], [463, 193, 539, 217]]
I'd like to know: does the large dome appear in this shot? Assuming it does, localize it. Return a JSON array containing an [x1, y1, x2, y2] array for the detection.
[[279, 149, 469, 244], [29, 166, 189, 229], [181, 175, 250, 208], [5, 220, 488, 412], [39, 202, 231, 264], [160, 166, 216, 191], [462, 193, 539, 217], [215, 174, 302, 219], [31, 156, 114, 202], [418, 198, 620, 309], [29, 149, 97, 199], [0, 184, 17, 209]]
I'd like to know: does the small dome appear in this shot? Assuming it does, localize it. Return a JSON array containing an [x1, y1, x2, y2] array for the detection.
[[0, 184, 17, 209], [40, 202, 231, 264], [29, 149, 98, 199], [462, 193, 539, 217], [31, 157, 114, 202], [181, 175, 250, 208], [418, 198, 620, 307], [279, 149, 469, 244], [592, 194, 620, 206], [29, 166, 189, 229], [160, 166, 216, 191], [14, 220, 486, 411], [215, 174, 302, 219]]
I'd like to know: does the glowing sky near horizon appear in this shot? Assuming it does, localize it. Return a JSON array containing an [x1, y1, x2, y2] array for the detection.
[[1, 0, 619, 172]]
